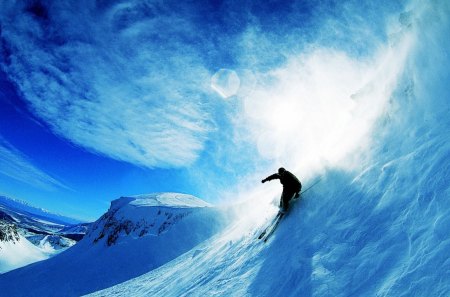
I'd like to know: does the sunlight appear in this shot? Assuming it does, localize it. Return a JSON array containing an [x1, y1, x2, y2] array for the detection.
[[240, 31, 414, 177]]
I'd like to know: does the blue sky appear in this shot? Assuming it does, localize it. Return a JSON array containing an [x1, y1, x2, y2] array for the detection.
[[0, 0, 417, 221]]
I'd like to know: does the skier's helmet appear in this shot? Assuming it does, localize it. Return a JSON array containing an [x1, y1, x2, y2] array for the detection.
[[278, 167, 286, 174]]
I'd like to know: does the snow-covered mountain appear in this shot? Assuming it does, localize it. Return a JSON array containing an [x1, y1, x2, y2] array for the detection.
[[0, 221, 51, 274], [0, 195, 87, 238], [0, 196, 82, 227], [86, 193, 214, 246], [86, 155, 449, 297], [0, 196, 89, 273], [0, 193, 231, 296], [27, 234, 76, 251]]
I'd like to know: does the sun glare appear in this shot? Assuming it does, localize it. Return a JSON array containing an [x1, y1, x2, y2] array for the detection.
[[241, 32, 414, 177]]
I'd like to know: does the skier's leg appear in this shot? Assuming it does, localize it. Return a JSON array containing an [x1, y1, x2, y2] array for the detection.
[[280, 189, 294, 212], [279, 193, 285, 210], [294, 184, 302, 198]]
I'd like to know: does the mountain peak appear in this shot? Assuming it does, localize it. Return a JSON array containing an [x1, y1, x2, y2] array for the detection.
[[111, 193, 212, 211], [0, 192, 229, 296], [88, 192, 214, 246]]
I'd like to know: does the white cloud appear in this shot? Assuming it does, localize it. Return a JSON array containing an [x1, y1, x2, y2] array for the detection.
[[0, 1, 214, 168], [0, 138, 71, 191], [0, 0, 418, 181]]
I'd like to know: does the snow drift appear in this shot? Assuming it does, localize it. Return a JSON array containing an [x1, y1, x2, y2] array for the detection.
[[0, 193, 230, 296]]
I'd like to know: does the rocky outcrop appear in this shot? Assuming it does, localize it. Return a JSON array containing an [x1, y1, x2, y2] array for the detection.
[[0, 220, 20, 246], [89, 201, 192, 246]]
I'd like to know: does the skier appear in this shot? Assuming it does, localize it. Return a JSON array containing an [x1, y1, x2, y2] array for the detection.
[[262, 167, 302, 213]]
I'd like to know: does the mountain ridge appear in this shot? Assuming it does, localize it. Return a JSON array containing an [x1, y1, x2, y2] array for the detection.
[[0, 192, 231, 296]]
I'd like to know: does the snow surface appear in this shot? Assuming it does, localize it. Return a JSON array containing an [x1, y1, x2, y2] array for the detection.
[[112, 193, 211, 210], [1, 1, 450, 297], [84, 2, 450, 297], [0, 233, 52, 274], [0, 197, 83, 273], [88, 163, 450, 296], [27, 234, 76, 251], [0, 193, 230, 296], [59, 223, 90, 235]]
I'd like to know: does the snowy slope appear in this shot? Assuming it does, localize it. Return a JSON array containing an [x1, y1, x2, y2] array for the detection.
[[0, 196, 86, 273], [1, 1, 449, 296], [87, 144, 450, 295], [0, 234, 52, 274], [58, 223, 91, 241], [0, 193, 230, 296], [0, 221, 52, 274], [88, 153, 449, 297], [87, 2, 450, 297], [27, 234, 76, 251]]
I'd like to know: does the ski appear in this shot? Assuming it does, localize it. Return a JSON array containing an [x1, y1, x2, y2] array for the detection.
[[257, 229, 267, 240], [258, 177, 322, 242], [257, 212, 282, 239], [262, 213, 284, 242]]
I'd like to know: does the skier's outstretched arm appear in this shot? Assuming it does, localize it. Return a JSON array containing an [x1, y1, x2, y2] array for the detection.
[[261, 173, 279, 183]]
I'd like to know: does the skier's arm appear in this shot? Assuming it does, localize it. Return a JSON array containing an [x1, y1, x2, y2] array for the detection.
[[261, 173, 280, 183]]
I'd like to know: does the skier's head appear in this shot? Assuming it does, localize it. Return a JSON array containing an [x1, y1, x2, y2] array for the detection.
[[278, 167, 286, 174]]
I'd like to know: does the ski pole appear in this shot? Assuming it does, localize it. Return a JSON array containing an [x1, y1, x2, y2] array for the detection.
[[301, 177, 321, 195]]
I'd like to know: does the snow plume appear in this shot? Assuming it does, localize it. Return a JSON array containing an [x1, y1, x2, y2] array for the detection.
[[206, 0, 417, 211], [0, 1, 213, 168], [237, 5, 415, 179]]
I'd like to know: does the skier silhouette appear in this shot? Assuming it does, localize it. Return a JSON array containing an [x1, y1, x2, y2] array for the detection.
[[262, 167, 302, 213]]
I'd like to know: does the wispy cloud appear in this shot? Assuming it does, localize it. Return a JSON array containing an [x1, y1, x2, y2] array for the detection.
[[0, 1, 215, 168], [0, 0, 418, 182], [0, 137, 71, 191]]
